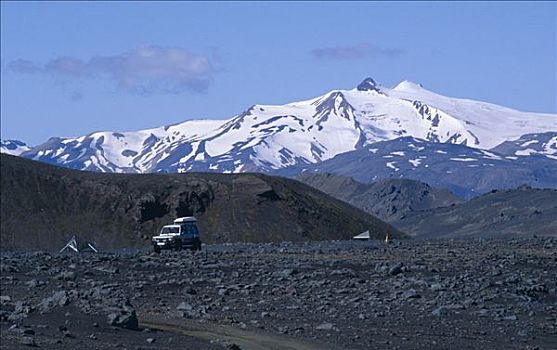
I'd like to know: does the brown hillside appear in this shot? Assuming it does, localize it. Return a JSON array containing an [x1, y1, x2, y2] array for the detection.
[[0, 154, 404, 251]]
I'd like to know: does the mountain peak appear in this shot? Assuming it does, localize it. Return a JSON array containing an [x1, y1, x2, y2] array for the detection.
[[0, 139, 31, 156], [357, 77, 379, 92], [393, 80, 424, 91]]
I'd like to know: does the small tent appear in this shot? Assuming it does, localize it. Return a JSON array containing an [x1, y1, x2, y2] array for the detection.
[[353, 230, 371, 240], [59, 235, 98, 254]]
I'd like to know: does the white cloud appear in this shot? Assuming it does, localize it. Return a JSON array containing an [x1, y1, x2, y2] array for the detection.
[[9, 45, 215, 95]]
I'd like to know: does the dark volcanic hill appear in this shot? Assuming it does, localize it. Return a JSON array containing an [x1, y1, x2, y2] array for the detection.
[[296, 173, 462, 222], [395, 186, 557, 238], [296, 172, 556, 239], [0, 154, 404, 251]]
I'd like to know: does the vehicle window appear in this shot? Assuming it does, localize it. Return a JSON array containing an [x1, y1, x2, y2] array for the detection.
[[161, 226, 180, 234], [182, 223, 199, 236]]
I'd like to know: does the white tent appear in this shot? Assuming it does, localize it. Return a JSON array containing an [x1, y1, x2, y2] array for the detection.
[[353, 230, 371, 240], [59, 235, 98, 254]]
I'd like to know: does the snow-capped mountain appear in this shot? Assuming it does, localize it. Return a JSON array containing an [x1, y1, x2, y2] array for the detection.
[[7, 78, 557, 173], [278, 137, 557, 199], [491, 132, 557, 160], [0, 140, 31, 156]]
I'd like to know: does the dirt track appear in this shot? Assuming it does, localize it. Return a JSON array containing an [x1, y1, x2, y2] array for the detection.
[[140, 317, 339, 350]]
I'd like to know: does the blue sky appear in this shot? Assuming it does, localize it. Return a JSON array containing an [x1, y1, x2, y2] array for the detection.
[[1, 1, 555, 145]]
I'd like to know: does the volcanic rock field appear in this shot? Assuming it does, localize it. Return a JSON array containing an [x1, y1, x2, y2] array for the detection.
[[1, 238, 556, 350]]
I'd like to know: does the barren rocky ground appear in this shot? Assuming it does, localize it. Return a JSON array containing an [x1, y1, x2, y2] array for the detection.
[[1, 238, 556, 349]]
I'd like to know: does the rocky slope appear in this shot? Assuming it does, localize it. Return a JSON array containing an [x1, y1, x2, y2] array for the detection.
[[296, 173, 462, 222], [395, 186, 557, 238], [0, 154, 402, 251]]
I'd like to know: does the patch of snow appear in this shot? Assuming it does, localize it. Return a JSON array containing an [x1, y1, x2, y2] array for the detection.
[[516, 149, 536, 156], [408, 158, 421, 167], [520, 140, 539, 147], [450, 157, 477, 162], [481, 150, 502, 160], [386, 161, 399, 171], [408, 144, 425, 151]]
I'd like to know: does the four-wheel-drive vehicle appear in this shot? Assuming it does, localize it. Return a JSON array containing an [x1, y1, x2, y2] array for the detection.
[[151, 217, 202, 253]]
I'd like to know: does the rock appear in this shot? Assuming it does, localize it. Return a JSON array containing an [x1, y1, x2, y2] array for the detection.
[[430, 282, 444, 291], [38, 291, 70, 313], [278, 268, 299, 277], [146, 338, 156, 344], [389, 263, 404, 276], [185, 287, 197, 295], [55, 271, 76, 281], [400, 289, 421, 300], [315, 322, 335, 331], [107, 305, 139, 330], [9, 302, 34, 322], [20, 336, 36, 347], [432, 306, 447, 316], [22, 328, 35, 335], [177, 302, 193, 311]]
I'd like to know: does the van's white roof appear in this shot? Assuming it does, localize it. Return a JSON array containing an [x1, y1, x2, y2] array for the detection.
[[174, 216, 197, 223]]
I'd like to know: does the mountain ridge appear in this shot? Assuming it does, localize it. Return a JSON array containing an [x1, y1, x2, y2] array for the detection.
[[282, 136, 557, 199], [3, 77, 555, 175], [296, 173, 463, 222]]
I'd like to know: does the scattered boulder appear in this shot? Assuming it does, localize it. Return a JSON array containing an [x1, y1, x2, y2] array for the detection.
[[388, 262, 404, 276], [20, 336, 36, 347], [107, 305, 139, 330], [315, 322, 335, 331], [38, 291, 71, 313]]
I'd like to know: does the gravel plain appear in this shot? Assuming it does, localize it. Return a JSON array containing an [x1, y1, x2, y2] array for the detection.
[[1, 238, 556, 349]]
